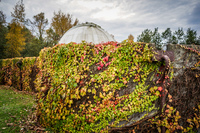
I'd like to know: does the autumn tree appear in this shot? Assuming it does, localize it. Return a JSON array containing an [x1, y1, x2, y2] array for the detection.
[[32, 12, 48, 42], [51, 10, 79, 41], [128, 34, 134, 42], [5, 1, 26, 58], [5, 22, 25, 58]]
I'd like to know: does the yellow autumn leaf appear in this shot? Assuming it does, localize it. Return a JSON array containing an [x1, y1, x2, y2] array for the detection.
[[99, 92, 104, 98], [88, 89, 91, 93]]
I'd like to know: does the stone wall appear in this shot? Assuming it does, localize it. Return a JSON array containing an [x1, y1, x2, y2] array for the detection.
[[167, 44, 200, 128]]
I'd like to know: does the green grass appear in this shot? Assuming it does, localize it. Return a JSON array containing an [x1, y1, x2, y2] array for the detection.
[[0, 86, 36, 133]]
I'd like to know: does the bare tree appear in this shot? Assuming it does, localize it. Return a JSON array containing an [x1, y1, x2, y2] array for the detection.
[[11, 0, 25, 24], [32, 12, 48, 41]]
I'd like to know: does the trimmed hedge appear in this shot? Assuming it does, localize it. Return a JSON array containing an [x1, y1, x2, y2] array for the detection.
[[35, 41, 166, 132], [0, 57, 38, 92]]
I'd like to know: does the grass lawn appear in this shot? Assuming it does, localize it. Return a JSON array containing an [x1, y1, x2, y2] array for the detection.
[[0, 85, 36, 132]]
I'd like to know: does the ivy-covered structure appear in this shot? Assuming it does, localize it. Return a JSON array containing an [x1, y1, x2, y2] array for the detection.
[[0, 42, 199, 132], [35, 41, 173, 132]]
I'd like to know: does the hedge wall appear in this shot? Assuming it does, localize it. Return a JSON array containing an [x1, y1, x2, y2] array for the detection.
[[0, 57, 38, 92], [35, 41, 168, 132]]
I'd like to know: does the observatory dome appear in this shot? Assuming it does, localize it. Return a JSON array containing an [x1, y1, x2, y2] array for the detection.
[[58, 22, 116, 44]]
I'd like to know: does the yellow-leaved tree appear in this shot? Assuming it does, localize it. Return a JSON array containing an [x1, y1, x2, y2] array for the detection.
[[128, 34, 134, 42], [5, 22, 25, 58], [50, 10, 79, 42], [4, 0, 26, 58]]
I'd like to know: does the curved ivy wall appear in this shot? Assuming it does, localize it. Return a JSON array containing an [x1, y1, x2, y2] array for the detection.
[[35, 41, 168, 132]]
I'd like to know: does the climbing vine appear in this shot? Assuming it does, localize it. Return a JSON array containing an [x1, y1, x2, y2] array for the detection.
[[35, 41, 169, 132], [115, 44, 200, 133], [0, 57, 37, 91]]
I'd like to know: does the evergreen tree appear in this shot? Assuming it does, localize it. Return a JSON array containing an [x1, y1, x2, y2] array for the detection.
[[185, 28, 197, 44], [152, 28, 162, 49], [174, 28, 184, 44], [46, 28, 59, 45], [196, 36, 200, 45], [162, 28, 172, 44], [137, 29, 152, 43], [21, 27, 39, 57], [0, 11, 8, 59], [171, 35, 178, 44]]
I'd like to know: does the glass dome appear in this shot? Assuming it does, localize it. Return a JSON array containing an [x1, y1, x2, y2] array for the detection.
[[58, 22, 116, 44]]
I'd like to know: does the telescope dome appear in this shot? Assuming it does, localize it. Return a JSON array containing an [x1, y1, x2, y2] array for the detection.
[[58, 22, 116, 44]]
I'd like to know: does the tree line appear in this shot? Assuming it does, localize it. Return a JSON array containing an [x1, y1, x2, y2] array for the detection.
[[0, 1, 78, 59], [135, 27, 200, 49], [1, 1, 200, 59]]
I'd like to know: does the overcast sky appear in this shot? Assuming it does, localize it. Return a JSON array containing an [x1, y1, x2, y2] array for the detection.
[[0, 0, 200, 42]]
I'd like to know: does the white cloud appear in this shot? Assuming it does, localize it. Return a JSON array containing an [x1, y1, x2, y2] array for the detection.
[[91, 6, 135, 21], [78, 0, 112, 10], [0, 0, 200, 42]]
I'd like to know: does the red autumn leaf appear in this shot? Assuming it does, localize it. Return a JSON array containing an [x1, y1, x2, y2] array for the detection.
[[80, 80, 84, 86], [81, 56, 84, 62], [96, 50, 99, 54], [106, 62, 111, 67], [156, 79, 162, 84], [103, 56, 109, 62], [158, 87, 163, 91], [97, 66, 101, 70], [165, 109, 169, 113], [99, 61, 104, 67]]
